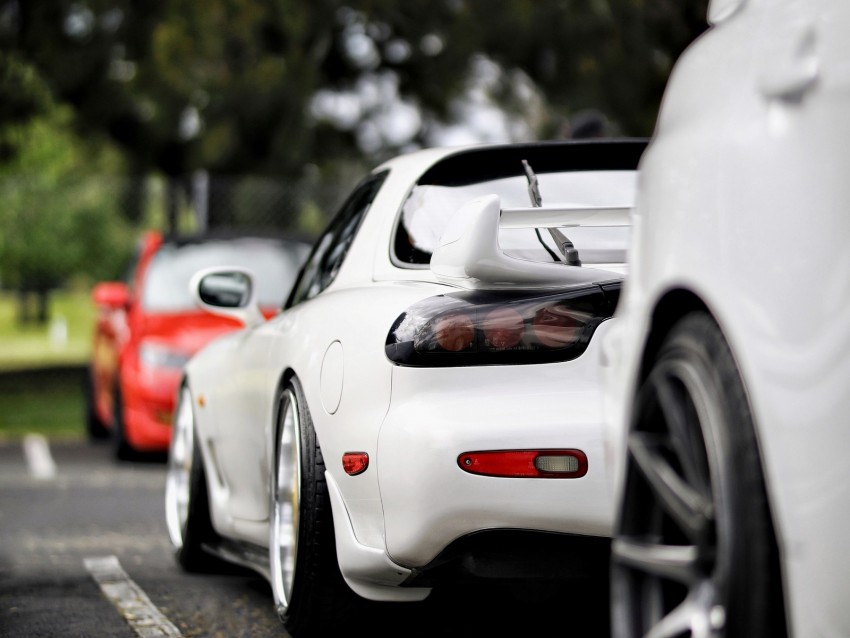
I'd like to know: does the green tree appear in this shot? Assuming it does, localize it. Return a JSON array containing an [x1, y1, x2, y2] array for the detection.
[[0, 59, 134, 323], [0, 0, 711, 325], [4, 0, 708, 169], [1, 0, 710, 247]]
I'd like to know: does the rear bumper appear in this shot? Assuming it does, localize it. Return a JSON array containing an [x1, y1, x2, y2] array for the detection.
[[377, 319, 615, 570], [403, 528, 610, 587], [378, 355, 613, 567]]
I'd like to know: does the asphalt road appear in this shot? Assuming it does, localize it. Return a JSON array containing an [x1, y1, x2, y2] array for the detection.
[[0, 437, 611, 637]]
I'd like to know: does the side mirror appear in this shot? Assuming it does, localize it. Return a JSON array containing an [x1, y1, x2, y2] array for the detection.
[[198, 272, 252, 308], [92, 282, 129, 309], [190, 267, 264, 327]]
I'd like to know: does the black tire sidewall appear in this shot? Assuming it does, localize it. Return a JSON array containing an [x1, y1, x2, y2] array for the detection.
[[277, 376, 355, 636], [112, 385, 135, 460], [175, 431, 217, 571], [652, 312, 781, 638], [83, 366, 110, 439]]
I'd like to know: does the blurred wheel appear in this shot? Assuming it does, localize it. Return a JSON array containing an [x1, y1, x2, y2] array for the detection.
[[269, 385, 301, 615], [83, 367, 109, 440], [112, 386, 136, 460], [269, 376, 354, 636], [611, 312, 784, 638], [165, 383, 217, 571]]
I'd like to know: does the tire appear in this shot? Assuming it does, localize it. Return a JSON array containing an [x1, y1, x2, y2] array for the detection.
[[611, 312, 785, 638], [165, 383, 218, 572], [269, 376, 356, 637], [112, 385, 136, 461], [83, 367, 110, 440]]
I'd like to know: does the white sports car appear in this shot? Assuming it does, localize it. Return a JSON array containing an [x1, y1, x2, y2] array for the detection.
[[604, 1, 850, 637], [165, 139, 646, 635]]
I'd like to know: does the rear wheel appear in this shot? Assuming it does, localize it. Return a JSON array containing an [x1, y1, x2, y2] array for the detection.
[[269, 376, 355, 636], [611, 312, 785, 638], [83, 367, 109, 440], [165, 383, 218, 571], [112, 386, 136, 461]]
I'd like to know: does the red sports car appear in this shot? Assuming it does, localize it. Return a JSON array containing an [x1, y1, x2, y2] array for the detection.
[[85, 230, 310, 459]]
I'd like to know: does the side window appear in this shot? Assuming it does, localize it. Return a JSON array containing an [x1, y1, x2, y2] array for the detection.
[[286, 171, 388, 308]]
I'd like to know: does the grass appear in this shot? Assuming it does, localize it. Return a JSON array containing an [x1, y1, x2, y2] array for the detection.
[[0, 287, 95, 371], [0, 287, 93, 440], [0, 387, 85, 440]]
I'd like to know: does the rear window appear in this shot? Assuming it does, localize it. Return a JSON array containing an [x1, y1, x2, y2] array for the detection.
[[392, 140, 646, 267], [395, 171, 637, 266]]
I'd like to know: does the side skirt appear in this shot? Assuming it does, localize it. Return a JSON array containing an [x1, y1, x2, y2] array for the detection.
[[202, 539, 270, 581]]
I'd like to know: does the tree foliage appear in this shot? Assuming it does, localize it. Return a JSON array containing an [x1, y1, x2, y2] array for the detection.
[[2, 0, 708, 175], [0, 57, 135, 321], [0, 0, 709, 316]]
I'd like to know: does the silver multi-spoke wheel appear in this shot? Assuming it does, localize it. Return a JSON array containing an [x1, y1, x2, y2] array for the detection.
[[264, 377, 352, 635], [612, 313, 784, 638], [165, 385, 195, 550], [612, 356, 725, 638], [269, 387, 303, 615]]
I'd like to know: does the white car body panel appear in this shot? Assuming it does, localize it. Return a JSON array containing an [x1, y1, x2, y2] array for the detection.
[[604, 1, 850, 635], [184, 139, 646, 601], [380, 319, 617, 566]]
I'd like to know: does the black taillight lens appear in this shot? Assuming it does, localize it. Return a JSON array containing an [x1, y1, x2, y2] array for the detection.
[[385, 282, 620, 367]]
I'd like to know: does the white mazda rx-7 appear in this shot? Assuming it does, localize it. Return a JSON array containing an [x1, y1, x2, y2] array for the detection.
[[164, 138, 646, 636]]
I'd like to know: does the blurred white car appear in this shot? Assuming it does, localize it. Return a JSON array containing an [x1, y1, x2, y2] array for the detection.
[[164, 139, 646, 636], [604, 1, 850, 637]]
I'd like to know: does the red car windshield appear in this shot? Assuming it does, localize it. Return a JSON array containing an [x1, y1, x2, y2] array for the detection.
[[141, 237, 308, 312]]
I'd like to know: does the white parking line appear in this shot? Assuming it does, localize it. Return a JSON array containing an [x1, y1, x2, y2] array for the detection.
[[84, 555, 183, 638], [22, 433, 57, 480]]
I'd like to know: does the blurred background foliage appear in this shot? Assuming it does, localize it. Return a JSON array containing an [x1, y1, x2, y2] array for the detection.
[[0, 0, 708, 380]]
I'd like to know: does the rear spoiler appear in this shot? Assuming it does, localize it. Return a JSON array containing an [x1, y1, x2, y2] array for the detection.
[[430, 194, 631, 290], [499, 205, 630, 229]]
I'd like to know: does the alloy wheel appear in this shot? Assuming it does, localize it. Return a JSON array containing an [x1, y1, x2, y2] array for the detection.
[[165, 385, 195, 550], [269, 387, 302, 614], [612, 354, 728, 638]]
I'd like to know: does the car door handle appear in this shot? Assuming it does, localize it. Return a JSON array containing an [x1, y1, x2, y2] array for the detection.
[[758, 21, 819, 101]]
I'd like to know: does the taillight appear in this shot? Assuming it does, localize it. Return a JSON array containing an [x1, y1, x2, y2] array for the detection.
[[385, 283, 619, 367], [458, 450, 588, 478]]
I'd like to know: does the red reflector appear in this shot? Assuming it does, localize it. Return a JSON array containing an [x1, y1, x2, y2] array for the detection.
[[342, 452, 369, 476], [457, 449, 588, 478]]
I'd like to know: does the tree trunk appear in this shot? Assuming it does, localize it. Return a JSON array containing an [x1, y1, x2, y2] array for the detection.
[[15, 288, 50, 325]]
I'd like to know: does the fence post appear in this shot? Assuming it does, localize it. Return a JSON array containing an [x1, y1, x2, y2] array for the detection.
[[166, 177, 179, 236], [192, 170, 209, 233]]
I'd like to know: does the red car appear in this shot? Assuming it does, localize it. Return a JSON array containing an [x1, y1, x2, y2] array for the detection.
[[85, 230, 310, 459]]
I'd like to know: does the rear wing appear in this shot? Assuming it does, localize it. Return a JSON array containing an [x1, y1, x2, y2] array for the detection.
[[499, 205, 630, 229], [430, 194, 631, 290]]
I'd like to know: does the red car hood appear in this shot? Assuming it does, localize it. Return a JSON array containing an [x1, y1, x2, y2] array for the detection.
[[137, 311, 247, 356]]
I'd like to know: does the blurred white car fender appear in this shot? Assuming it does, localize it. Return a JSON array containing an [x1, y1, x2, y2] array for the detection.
[[605, 0, 850, 636]]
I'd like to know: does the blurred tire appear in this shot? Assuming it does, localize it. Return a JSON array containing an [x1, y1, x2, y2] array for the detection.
[[83, 367, 110, 440], [611, 312, 785, 638], [270, 376, 357, 636], [112, 386, 136, 461], [166, 383, 220, 571]]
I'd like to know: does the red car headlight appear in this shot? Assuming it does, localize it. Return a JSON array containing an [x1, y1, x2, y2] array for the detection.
[[385, 282, 620, 367], [138, 341, 191, 370]]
